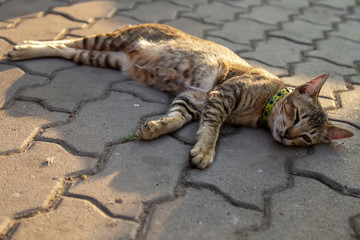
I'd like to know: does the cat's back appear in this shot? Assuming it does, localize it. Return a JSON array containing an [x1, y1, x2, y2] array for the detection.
[[119, 24, 252, 94]]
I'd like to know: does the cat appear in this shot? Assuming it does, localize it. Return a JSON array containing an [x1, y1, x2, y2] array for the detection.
[[7, 23, 354, 169]]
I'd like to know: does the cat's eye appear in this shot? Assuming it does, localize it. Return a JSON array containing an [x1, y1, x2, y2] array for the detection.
[[294, 108, 300, 125], [301, 134, 312, 143]]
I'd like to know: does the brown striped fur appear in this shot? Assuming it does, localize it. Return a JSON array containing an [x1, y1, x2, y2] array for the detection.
[[8, 23, 353, 168]]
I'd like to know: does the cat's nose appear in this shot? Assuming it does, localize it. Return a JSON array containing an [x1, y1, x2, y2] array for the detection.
[[278, 129, 291, 139], [283, 129, 291, 139]]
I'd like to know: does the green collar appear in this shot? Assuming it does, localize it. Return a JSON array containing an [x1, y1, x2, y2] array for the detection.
[[262, 87, 294, 124]]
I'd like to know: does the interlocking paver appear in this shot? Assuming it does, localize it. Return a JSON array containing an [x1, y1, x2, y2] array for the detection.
[[11, 198, 138, 240], [69, 136, 190, 220], [292, 126, 360, 190], [306, 37, 360, 67], [269, 20, 331, 44], [0, 14, 83, 43], [346, 5, 360, 20], [294, 5, 343, 26], [329, 20, 360, 43], [207, 18, 274, 45], [119, 1, 190, 23], [146, 187, 262, 240], [312, 0, 357, 9], [247, 177, 360, 240], [71, 16, 141, 36], [1, 0, 360, 239], [327, 86, 360, 126], [186, 128, 307, 206], [51, 1, 118, 22], [205, 36, 250, 53], [112, 80, 171, 104], [0, 142, 97, 229], [240, 38, 311, 68], [239, 4, 297, 25], [5, 58, 77, 76], [0, 0, 66, 20], [0, 101, 68, 154], [268, 0, 309, 10], [162, 18, 215, 38], [281, 59, 355, 98], [19, 66, 125, 112], [181, 2, 245, 24], [0, 64, 47, 108], [41, 92, 166, 155]]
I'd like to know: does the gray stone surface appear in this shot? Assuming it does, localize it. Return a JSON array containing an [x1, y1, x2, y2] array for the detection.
[[281, 59, 355, 98], [306, 37, 360, 67], [207, 18, 275, 45], [269, 20, 331, 44], [181, 2, 245, 24], [19, 66, 125, 112], [146, 187, 262, 240], [294, 5, 343, 26], [240, 38, 311, 68], [0, 101, 68, 154], [0, 0, 66, 20], [327, 86, 360, 126], [51, 1, 118, 22], [186, 128, 307, 206], [11, 197, 138, 240], [164, 18, 215, 38], [0, 14, 83, 43], [119, 1, 190, 23], [41, 92, 166, 155], [247, 177, 360, 240], [69, 136, 190, 220], [239, 4, 296, 25], [1, 0, 360, 239], [0, 64, 47, 108], [0, 142, 97, 229], [329, 20, 360, 43]]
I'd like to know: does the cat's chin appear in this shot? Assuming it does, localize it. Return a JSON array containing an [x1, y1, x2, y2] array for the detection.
[[272, 127, 282, 143]]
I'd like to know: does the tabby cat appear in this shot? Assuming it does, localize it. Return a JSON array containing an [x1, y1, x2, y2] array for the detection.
[[7, 23, 353, 169]]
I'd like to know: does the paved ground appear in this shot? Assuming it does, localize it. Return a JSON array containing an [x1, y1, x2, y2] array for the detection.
[[0, 0, 360, 239]]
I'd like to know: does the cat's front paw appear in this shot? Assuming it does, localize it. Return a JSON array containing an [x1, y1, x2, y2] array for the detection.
[[136, 121, 161, 140], [190, 143, 215, 169]]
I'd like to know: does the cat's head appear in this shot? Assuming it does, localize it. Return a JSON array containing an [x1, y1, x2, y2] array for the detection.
[[268, 73, 353, 146]]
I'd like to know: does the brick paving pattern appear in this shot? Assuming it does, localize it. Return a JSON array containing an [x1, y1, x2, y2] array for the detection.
[[0, 0, 359, 239]]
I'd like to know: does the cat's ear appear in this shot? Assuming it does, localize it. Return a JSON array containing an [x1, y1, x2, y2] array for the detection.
[[324, 124, 354, 142], [299, 73, 329, 99]]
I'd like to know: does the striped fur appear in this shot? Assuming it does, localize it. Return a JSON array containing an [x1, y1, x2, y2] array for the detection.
[[8, 23, 353, 169]]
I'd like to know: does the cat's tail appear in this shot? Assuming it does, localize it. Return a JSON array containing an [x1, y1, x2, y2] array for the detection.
[[7, 34, 129, 71]]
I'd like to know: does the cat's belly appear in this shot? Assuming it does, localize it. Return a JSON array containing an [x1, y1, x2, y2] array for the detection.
[[226, 111, 263, 128]]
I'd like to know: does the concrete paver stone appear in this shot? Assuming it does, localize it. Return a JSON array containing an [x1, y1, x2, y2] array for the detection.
[[186, 128, 307, 206], [146, 187, 262, 240], [0, 101, 68, 154], [240, 38, 311, 68], [0, 64, 47, 109], [306, 37, 360, 67], [247, 177, 360, 240], [0, 142, 97, 231], [163, 18, 215, 38], [0, 0, 66, 21], [0, 14, 83, 43], [119, 1, 190, 23], [41, 92, 167, 155], [69, 136, 190, 220], [181, 2, 245, 24], [11, 197, 138, 240], [19, 66, 126, 112], [294, 5, 343, 26], [239, 4, 297, 25], [329, 20, 360, 43], [207, 18, 275, 45], [51, 1, 118, 22]]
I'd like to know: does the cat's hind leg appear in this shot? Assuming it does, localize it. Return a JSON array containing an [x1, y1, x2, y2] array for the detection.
[[8, 39, 129, 70], [137, 89, 206, 140]]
